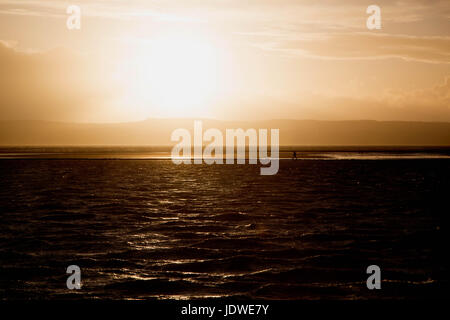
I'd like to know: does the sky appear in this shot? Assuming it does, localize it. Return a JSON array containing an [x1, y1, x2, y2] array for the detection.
[[0, 0, 449, 122]]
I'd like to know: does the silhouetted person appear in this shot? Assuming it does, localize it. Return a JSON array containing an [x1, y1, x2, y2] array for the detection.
[[292, 151, 297, 160]]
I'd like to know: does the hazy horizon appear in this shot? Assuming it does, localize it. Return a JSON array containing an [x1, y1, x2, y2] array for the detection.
[[3, 117, 450, 125], [1, 118, 450, 146]]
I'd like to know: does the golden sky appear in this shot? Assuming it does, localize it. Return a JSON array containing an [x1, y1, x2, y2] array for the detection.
[[0, 0, 449, 122]]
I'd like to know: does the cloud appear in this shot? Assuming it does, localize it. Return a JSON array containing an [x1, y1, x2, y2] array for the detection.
[[1, 0, 448, 26], [211, 76, 450, 122], [0, 0, 190, 22], [254, 32, 450, 64], [384, 76, 450, 108]]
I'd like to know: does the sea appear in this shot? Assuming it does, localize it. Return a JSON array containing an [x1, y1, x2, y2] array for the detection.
[[0, 147, 449, 300]]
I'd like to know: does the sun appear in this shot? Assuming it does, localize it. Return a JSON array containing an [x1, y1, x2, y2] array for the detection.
[[119, 33, 219, 119]]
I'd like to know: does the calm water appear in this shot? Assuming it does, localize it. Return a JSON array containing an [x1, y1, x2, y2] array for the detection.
[[0, 152, 449, 300]]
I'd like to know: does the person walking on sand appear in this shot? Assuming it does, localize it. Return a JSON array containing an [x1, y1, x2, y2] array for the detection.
[[292, 151, 297, 160]]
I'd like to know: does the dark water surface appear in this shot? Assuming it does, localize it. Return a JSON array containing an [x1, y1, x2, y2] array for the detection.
[[0, 157, 449, 300]]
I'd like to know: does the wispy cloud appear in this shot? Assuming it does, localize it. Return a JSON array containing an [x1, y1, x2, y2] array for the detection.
[[1, 0, 449, 26], [247, 32, 450, 64], [0, 0, 197, 22]]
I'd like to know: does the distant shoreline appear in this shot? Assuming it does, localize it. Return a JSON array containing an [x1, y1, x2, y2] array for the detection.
[[1, 146, 449, 160], [1, 119, 449, 146]]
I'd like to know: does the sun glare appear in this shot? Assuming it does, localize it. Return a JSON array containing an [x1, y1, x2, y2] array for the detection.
[[120, 34, 219, 119]]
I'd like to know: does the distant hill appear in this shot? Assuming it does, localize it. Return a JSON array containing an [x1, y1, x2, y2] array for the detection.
[[1, 119, 449, 146]]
